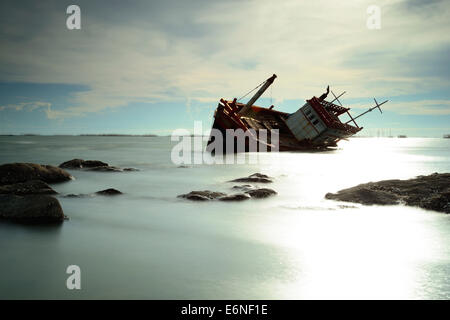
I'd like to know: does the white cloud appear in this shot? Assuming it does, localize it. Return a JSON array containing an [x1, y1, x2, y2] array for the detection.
[[0, 0, 449, 118]]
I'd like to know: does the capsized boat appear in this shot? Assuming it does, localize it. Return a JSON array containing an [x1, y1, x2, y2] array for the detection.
[[206, 74, 387, 152]]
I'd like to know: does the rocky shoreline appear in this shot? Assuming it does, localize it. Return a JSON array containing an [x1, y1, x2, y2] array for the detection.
[[325, 173, 450, 213], [1, 159, 448, 224], [0, 159, 129, 224]]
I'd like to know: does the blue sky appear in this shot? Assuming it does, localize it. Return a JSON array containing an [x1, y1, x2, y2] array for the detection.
[[0, 0, 449, 136]]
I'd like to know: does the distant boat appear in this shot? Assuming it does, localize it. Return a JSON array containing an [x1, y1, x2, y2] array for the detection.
[[397, 135, 407, 138], [444, 134, 450, 139]]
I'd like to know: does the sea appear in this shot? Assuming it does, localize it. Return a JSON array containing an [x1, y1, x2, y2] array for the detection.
[[0, 135, 449, 299]]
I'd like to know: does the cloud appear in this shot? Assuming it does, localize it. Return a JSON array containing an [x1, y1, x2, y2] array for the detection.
[[0, 100, 77, 120], [0, 0, 449, 119], [0, 101, 51, 112]]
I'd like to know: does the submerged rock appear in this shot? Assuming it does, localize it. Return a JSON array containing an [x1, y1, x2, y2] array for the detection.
[[95, 188, 122, 196], [325, 173, 450, 213], [59, 159, 138, 172], [0, 163, 72, 185], [249, 173, 270, 179], [0, 194, 65, 224], [245, 188, 277, 199], [230, 173, 273, 184], [178, 190, 227, 201], [218, 193, 251, 201], [178, 187, 277, 202], [232, 184, 256, 192], [64, 188, 123, 197], [0, 180, 57, 195], [88, 166, 123, 172], [64, 193, 91, 198], [59, 159, 109, 169]]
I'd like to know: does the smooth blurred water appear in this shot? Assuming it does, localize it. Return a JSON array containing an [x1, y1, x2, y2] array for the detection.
[[0, 136, 449, 299]]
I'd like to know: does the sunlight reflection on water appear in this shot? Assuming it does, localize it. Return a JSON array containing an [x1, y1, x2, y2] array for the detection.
[[0, 136, 449, 299]]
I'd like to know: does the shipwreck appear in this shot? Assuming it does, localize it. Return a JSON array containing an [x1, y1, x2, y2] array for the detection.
[[206, 74, 387, 153]]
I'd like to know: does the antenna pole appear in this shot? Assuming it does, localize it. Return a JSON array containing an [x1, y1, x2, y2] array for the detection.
[[238, 74, 277, 116], [345, 99, 388, 124]]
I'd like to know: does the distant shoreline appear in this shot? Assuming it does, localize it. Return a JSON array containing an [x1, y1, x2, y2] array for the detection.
[[0, 134, 159, 137], [0, 134, 447, 138]]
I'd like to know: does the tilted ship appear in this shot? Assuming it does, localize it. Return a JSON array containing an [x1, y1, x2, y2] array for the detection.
[[206, 74, 387, 152]]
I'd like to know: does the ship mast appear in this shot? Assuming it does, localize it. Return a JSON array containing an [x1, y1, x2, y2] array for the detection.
[[345, 98, 388, 125], [238, 74, 277, 117]]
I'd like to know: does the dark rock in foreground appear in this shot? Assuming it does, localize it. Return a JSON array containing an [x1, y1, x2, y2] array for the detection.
[[0, 180, 57, 195], [325, 173, 450, 213], [230, 173, 273, 184], [0, 163, 72, 185], [178, 190, 227, 201], [96, 188, 122, 196], [59, 159, 138, 172], [245, 188, 277, 199], [0, 194, 65, 224]]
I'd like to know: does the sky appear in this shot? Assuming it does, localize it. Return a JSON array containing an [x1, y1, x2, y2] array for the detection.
[[0, 0, 449, 136]]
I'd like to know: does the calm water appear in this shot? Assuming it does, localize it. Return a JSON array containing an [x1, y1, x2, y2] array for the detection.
[[0, 136, 449, 299]]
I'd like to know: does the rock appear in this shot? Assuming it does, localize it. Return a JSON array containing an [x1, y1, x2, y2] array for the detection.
[[59, 159, 138, 172], [325, 188, 399, 205], [325, 173, 450, 213], [219, 193, 251, 201], [420, 190, 450, 213], [87, 166, 123, 172], [178, 190, 227, 201], [63, 193, 90, 198], [232, 184, 255, 192], [95, 188, 122, 196], [178, 187, 277, 202], [249, 173, 270, 179], [245, 188, 277, 198], [0, 163, 73, 185], [0, 194, 65, 224], [230, 173, 273, 184], [64, 188, 122, 197], [0, 180, 57, 195], [59, 159, 109, 169]]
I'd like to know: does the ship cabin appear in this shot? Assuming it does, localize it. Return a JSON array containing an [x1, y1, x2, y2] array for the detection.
[[285, 96, 362, 147]]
